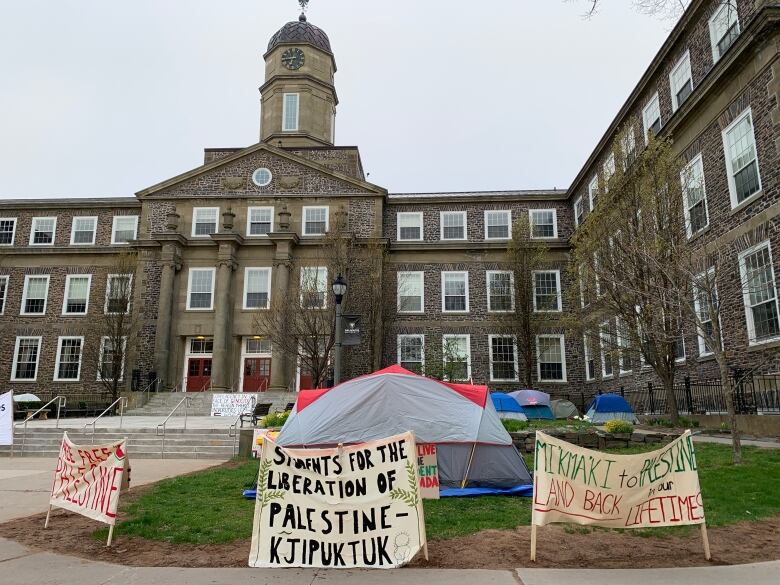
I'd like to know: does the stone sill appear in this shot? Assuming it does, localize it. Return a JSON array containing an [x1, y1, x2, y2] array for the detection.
[[729, 190, 764, 216], [747, 337, 780, 352]]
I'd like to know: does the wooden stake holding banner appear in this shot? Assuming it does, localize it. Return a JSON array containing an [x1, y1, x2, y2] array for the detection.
[[44, 505, 52, 529], [531, 430, 710, 561]]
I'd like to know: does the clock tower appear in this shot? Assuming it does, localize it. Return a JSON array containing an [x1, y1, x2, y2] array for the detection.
[[260, 10, 338, 147]]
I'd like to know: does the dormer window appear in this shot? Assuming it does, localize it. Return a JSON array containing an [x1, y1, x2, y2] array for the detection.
[[283, 93, 299, 131]]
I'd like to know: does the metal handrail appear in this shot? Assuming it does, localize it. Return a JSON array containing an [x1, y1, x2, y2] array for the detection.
[[156, 396, 192, 459], [83, 396, 127, 444], [228, 395, 258, 456], [137, 377, 161, 408], [12, 396, 66, 457]]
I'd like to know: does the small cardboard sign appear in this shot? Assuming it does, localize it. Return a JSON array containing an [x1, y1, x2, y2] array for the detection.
[[0, 391, 12, 446], [416, 443, 440, 499]]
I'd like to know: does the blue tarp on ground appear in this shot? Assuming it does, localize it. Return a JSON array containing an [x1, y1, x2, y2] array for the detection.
[[439, 484, 534, 497]]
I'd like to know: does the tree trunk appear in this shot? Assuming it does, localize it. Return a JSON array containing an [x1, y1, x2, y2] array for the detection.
[[663, 374, 679, 424], [717, 357, 742, 464]]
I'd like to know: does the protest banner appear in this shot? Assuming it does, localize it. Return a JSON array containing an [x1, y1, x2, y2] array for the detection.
[[47, 432, 130, 546], [416, 443, 439, 499], [211, 393, 257, 417], [531, 430, 709, 561], [0, 391, 12, 446], [249, 431, 427, 569]]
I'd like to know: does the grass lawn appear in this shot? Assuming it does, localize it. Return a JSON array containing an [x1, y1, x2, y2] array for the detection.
[[110, 443, 780, 544]]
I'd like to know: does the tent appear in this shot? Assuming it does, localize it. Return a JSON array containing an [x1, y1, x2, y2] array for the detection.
[[550, 398, 579, 419], [508, 389, 554, 420], [276, 365, 532, 492], [585, 393, 639, 424], [490, 393, 528, 421]]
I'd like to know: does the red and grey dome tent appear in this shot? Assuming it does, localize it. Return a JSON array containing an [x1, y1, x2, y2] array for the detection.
[[276, 365, 532, 493]]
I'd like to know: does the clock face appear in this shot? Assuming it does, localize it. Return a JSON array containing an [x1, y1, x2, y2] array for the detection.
[[281, 48, 305, 70]]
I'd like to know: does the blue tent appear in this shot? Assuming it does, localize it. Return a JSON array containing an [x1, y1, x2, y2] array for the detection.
[[585, 393, 639, 424], [490, 393, 528, 421], [508, 390, 555, 420]]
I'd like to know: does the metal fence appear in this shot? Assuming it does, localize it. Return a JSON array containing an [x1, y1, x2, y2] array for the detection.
[[622, 373, 780, 416], [13, 392, 115, 419]]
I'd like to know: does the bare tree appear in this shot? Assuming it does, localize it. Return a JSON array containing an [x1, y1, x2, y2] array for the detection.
[[573, 0, 689, 19]]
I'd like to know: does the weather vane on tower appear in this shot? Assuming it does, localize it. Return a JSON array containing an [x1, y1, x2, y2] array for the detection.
[[298, 0, 309, 21]]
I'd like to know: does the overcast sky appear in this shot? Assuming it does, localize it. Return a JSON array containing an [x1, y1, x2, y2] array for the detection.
[[0, 1, 674, 199]]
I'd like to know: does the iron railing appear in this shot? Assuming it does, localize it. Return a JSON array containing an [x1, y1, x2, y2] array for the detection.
[[156, 396, 192, 459], [12, 395, 66, 456], [83, 396, 128, 444]]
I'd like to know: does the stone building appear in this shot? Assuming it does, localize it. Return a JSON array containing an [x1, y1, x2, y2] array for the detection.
[[0, 1, 778, 401]]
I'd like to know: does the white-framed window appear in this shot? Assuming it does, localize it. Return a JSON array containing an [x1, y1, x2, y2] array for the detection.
[[252, 168, 273, 187], [603, 153, 616, 190], [489, 335, 518, 382], [574, 196, 586, 227], [243, 267, 272, 310], [397, 271, 424, 313], [530, 209, 557, 239], [440, 211, 467, 241], [588, 175, 599, 209], [583, 334, 595, 381], [247, 206, 274, 236], [484, 210, 511, 240], [642, 93, 661, 143], [30, 217, 56, 245], [0, 218, 16, 245], [617, 318, 634, 374], [105, 274, 133, 314], [533, 270, 561, 312], [397, 212, 423, 241], [54, 336, 84, 381], [536, 334, 566, 382], [681, 154, 709, 236], [186, 268, 215, 311], [245, 337, 271, 355], [302, 206, 329, 236], [62, 274, 91, 315], [739, 241, 780, 344], [12, 336, 41, 381], [670, 51, 693, 111], [70, 216, 97, 245], [0, 275, 7, 315], [487, 270, 514, 312], [300, 266, 328, 309], [709, 1, 740, 62], [397, 334, 424, 374], [98, 336, 126, 382], [282, 93, 299, 132], [600, 321, 614, 378], [621, 127, 637, 169], [722, 108, 762, 207], [21, 275, 50, 315], [111, 215, 138, 244], [674, 335, 686, 363], [441, 271, 469, 312], [693, 268, 719, 356], [442, 334, 471, 381], [191, 207, 219, 237]]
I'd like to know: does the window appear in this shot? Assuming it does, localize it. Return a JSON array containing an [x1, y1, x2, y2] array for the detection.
[[484, 210, 511, 240], [533, 270, 561, 312], [244, 267, 271, 309], [487, 270, 514, 312], [30, 217, 56, 245], [694, 268, 719, 356], [537, 335, 566, 382], [489, 335, 517, 381], [617, 318, 634, 374], [282, 93, 299, 131], [579, 265, 587, 308], [300, 266, 327, 309], [12, 337, 41, 381], [111, 216, 138, 244], [397, 334, 424, 374], [247, 207, 274, 236], [583, 335, 595, 381], [98, 336, 126, 381], [246, 337, 271, 354], [442, 271, 469, 312], [603, 154, 616, 190], [670, 51, 693, 111], [642, 93, 661, 142], [530, 209, 557, 239], [397, 271, 424, 313], [105, 274, 133, 314], [303, 206, 329, 235], [70, 216, 97, 245], [723, 108, 762, 207], [0, 218, 17, 245], [0, 276, 7, 314], [54, 337, 83, 381], [190, 337, 214, 354], [397, 212, 423, 241], [62, 275, 91, 315], [739, 241, 780, 343], [709, 1, 740, 62], [621, 127, 636, 169], [440, 211, 466, 240], [574, 196, 586, 227], [186, 268, 214, 311], [600, 322, 614, 378], [252, 168, 273, 187], [442, 334, 471, 381], [681, 154, 709, 236], [588, 175, 599, 209], [192, 207, 218, 237], [21, 275, 49, 315], [674, 335, 686, 363]]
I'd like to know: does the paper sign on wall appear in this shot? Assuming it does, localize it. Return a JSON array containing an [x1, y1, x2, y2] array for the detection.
[[249, 431, 427, 569], [0, 391, 12, 446], [211, 393, 257, 417], [416, 444, 439, 499]]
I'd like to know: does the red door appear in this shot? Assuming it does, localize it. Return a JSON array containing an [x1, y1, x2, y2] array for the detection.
[[243, 358, 271, 392], [187, 358, 212, 392]]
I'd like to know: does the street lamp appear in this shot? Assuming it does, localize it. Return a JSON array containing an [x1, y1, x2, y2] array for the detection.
[[332, 274, 347, 385]]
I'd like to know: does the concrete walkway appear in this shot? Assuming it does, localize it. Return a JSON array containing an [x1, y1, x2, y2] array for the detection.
[[691, 433, 779, 448]]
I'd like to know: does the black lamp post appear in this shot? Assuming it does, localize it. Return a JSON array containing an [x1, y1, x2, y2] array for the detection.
[[332, 274, 347, 385]]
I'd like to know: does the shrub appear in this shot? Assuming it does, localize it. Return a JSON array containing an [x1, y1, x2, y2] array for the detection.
[[502, 419, 528, 432], [604, 419, 634, 434], [261, 410, 291, 428]]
